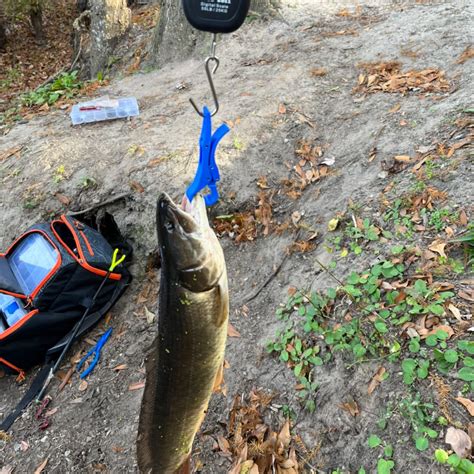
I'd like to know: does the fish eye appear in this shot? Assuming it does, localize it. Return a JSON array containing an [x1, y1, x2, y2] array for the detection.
[[165, 220, 175, 232]]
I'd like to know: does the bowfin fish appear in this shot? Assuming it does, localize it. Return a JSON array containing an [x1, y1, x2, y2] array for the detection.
[[137, 193, 229, 473]]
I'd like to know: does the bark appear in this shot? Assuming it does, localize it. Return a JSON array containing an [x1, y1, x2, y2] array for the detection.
[[0, 0, 7, 51], [152, 0, 277, 66], [151, 0, 204, 67], [88, 0, 131, 77], [29, 1, 46, 45]]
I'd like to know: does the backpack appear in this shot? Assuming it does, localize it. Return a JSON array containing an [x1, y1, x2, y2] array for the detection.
[[0, 214, 131, 377]]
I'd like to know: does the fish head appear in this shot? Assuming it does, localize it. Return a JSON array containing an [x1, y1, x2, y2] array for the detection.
[[157, 193, 225, 291]]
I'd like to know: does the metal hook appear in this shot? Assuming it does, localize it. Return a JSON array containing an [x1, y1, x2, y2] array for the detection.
[[190, 34, 220, 117]]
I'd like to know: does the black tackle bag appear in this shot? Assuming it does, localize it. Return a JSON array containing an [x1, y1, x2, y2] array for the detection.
[[0, 214, 131, 376]]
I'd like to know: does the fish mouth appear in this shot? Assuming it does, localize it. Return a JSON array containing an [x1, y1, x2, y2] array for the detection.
[[158, 192, 196, 233], [158, 193, 206, 234]]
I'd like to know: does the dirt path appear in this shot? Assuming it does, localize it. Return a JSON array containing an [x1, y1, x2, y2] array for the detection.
[[0, 1, 472, 472]]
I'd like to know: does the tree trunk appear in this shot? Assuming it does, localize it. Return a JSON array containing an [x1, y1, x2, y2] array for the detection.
[[151, 0, 204, 67], [0, 0, 7, 51], [152, 0, 277, 66], [29, 0, 46, 45], [88, 0, 131, 78]]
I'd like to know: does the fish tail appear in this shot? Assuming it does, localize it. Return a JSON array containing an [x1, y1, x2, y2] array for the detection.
[[174, 456, 191, 474]]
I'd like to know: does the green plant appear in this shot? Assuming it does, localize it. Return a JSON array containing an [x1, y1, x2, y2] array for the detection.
[[450, 229, 474, 265], [377, 459, 395, 474], [398, 392, 438, 451], [53, 164, 66, 183], [0, 67, 21, 92], [434, 449, 474, 474], [21, 71, 83, 107]]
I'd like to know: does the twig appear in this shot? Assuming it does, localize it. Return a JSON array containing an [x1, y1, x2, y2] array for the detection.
[[69, 193, 130, 217], [244, 230, 302, 303], [57, 366, 74, 393], [312, 257, 345, 287]]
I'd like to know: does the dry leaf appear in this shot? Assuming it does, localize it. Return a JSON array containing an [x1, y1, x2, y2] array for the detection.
[[445, 427, 472, 458], [113, 364, 128, 372], [227, 323, 241, 338], [34, 459, 48, 474], [144, 306, 155, 324], [394, 155, 411, 162], [368, 366, 386, 395], [458, 290, 474, 302], [310, 68, 327, 77], [291, 211, 302, 226], [338, 400, 359, 417], [78, 380, 88, 392], [0, 145, 23, 162], [456, 45, 474, 64], [278, 420, 292, 449], [459, 210, 468, 226], [455, 397, 474, 417], [55, 193, 71, 206], [428, 241, 447, 258], [128, 381, 145, 391], [130, 181, 145, 193], [389, 103, 401, 113], [278, 103, 287, 114], [426, 324, 453, 339], [448, 304, 463, 322], [217, 435, 231, 455]]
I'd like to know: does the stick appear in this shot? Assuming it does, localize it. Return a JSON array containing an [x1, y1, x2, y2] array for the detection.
[[244, 230, 302, 303], [69, 193, 130, 217]]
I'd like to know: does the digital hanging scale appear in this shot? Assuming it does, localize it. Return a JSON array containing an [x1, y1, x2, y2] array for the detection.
[[182, 0, 251, 34]]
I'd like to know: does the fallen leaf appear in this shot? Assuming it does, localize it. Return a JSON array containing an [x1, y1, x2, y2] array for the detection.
[[458, 290, 474, 302], [34, 459, 48, 474], [328, 218, 339, 231], [456, 45, 474, 64], [338, 400, 359, 417], [78, 380, 88, 392], [20, 440, 29, 452], [130, 181, 145, 193], [144, 306, 155, 324], [426, 324, 453, 339], [55, 193, 71, 206], [389, 103, 401, 113], [445, 427, 472, 458], [291, 211, 302, 226], [448, 304, 463, 322], [278, 103, 287, 114], [0, 145, 23, 162], [217, 435, 231, 455], [128, 382, 145, 391], [227, 323, 241, 338], [277, 420, 292, 449], [394, 155, 411, 162], [368, 366, 386, 395], [428, 241, 447, 258], [310, 67, 327, 77], [459, 210, 468, 226], [113, 364, 128, 372], [455, 397, 474, 417], [257, 176, 270, 189]]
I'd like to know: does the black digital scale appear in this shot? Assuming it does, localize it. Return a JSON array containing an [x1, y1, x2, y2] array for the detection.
[[182, 0, 251, 34]]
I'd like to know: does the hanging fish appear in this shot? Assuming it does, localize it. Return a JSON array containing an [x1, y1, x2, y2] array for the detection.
[[137, 192, 229, 474]]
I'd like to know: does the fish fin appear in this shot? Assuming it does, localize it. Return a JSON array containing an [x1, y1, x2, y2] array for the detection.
[[174, 456, 191, 474], [212, 361, 225, 393]]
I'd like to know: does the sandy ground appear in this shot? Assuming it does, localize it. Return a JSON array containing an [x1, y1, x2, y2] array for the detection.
[[0, 0, 473, 472]]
